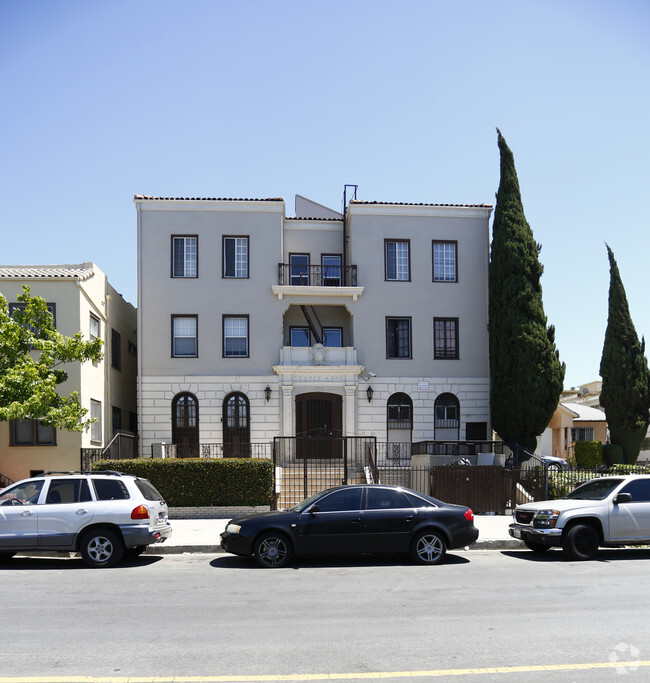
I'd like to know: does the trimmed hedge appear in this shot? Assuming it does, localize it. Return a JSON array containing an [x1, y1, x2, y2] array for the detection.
[[92, 458, 274, 507], [602, 444, 624, 467], [574, 441, 602, 469]]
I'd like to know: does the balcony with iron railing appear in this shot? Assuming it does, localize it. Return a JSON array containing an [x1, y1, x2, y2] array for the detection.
[[272, 264, 364, 301]]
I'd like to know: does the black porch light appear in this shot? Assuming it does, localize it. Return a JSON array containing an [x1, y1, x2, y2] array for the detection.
[[265, 385, 272, 402], [367, 385, 373, 402]]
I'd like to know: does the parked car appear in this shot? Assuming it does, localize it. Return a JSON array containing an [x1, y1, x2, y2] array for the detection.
[[220, 484, 478, 568], [505, 449, 569, 472], [509, 475, 650, 560], [0, 470, 172, 567]]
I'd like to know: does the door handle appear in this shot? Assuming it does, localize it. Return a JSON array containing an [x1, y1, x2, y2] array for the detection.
[[76, 509, 89, 515], [21, 511, 34, 517]]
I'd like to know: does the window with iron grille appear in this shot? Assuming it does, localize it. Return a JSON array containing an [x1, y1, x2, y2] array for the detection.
[[387, 393, 413, 429], [172, 235, 198, 278], [434, 317, 459, 359], [572, 427, 595, 442], [111, 328, 121, 369], [386, 317, 411, 358], [435, 393, 459, 428]]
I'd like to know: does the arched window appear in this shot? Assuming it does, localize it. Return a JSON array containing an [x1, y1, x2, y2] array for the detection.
[[435, 393, 460, 431], [172, 392, 199, 457], [223, 392, 250, 457], [387, 393, 413, 430]]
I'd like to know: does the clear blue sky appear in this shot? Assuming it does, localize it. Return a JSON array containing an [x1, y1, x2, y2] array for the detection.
[[1, 0, 649, 389]]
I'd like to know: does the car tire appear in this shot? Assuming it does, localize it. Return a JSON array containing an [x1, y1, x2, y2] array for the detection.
[[411, 530, 447, 565], [523, 539, 550, 553], [547, 463, 562, 473], [124, 545, 147, 559], [562, 523, 599, 560], [79, 528, 124, 568], [253, 532, 291, 568]]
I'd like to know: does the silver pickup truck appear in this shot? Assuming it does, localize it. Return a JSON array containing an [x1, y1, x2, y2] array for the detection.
[[509, 474, 650, 560]]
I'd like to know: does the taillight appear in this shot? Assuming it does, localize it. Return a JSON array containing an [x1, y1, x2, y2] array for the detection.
[[131, 504, 150, 520], [464, 508, 474, 522]]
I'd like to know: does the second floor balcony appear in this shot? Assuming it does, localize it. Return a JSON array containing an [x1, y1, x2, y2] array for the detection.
[[277, 263, 358, 287]]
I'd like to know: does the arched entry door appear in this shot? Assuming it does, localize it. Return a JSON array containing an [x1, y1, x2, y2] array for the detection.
[[172, 392, 199, 457], [223, 392, 250, 457], [295, 392, 342, 459]]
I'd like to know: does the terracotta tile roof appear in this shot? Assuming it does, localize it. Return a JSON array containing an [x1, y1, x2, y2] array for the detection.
[[134, 195, 284, 202], [350, 200, 493, 208], [0, 264, 95, 281]]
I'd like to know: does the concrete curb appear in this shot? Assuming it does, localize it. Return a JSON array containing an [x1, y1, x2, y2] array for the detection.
[[145, 539, 525, 555]]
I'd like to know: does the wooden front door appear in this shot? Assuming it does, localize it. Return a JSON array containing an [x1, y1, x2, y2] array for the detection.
[[295, 393, 342, 459], [223, 392, 250, 457], [172, 393, 199, 458]]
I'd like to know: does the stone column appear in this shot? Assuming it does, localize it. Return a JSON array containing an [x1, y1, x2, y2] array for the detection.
[[281, 384, 293, 436], [344, 385, 357, 436]]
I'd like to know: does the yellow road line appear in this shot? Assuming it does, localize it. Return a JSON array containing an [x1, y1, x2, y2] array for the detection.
[[1, 660, 649, 682]]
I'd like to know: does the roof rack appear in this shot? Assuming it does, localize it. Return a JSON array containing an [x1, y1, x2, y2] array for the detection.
[[41, 470, 123, 477]]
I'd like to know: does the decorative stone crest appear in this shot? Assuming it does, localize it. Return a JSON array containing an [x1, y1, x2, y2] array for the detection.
[[309, 343, 328, 366]]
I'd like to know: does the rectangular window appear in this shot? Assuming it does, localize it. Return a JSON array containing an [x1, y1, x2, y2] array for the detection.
[[111, 329, 121, 369], [572, 427, 595, 442], [172, 315, 198, 357], [385, 240, 410, 281], [172, 236, 198, 278], [321, 254, 342, 286], [290, 254, 310, 285], [290, 327, 310, 347], [112, 406, 122, 433], [223, 237, 249, 278], [433, 241, 457, 282], [322, 327, 342, 347], [90, 399, 102, 442], [289, 327, 342, 347], [386, 317, 412, 358], [89, 314, 100, 341], [9, 302, 56, 329], [10, 419, 56, 446], [223, 316, 249, 357], [434, 318, 459, 359]]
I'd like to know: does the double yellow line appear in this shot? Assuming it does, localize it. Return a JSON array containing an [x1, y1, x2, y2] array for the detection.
[[1, 660, 649, 681]]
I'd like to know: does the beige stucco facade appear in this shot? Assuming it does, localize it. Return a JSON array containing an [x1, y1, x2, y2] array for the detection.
[[135, 194, 493, 457], [0, 264, 137, 481]]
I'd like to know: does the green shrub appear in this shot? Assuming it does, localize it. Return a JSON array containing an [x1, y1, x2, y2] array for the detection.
[[609, 463, 650, 475], [92, 458, 274, 507], [602, 444, 624, 467], [574, 441, 602, 469]]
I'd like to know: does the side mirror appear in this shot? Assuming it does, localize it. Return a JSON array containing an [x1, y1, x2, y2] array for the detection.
[[614, 492, 632, 505], [309, 504, 320, 515]]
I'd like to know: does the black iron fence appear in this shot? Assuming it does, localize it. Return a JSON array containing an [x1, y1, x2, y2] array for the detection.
[[277, 263, 358, 287], [81, 432, 138, 470]]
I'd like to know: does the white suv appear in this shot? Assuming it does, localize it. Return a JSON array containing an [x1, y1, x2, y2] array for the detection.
[[0, 470, 172, 567]]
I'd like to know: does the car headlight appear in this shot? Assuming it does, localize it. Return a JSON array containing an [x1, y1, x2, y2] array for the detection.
[[225, 523, 241, 534], [533, 510, 560, 529]]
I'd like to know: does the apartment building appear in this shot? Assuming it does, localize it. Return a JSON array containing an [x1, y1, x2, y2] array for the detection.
[[0, 264, 137, 481], [135, 192, 493, 458]]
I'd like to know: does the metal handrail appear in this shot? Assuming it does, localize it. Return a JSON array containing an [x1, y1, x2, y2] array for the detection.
[[277, 264, 358, 287]]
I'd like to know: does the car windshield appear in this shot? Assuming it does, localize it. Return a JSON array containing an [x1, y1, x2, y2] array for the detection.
[[288, 490, 332, 513], [564, 478, 624, 500]]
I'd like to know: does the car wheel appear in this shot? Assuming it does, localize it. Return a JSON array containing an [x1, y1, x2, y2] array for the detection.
[[562, 523, 599, 560], [124, 545, 147, 559], [524, 539, 550, 553], [547, 463, 562, 472], [80, 528, 124, 568], [411, 530, 447, 565], [253, 532, 291, 568]]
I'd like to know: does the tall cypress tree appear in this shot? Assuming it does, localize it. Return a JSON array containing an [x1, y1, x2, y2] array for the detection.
[[489, 129, 565, 453], [599, 245, 650, 464]]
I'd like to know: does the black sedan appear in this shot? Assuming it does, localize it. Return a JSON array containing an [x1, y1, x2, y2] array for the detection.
[[220, 484, 478, 568]]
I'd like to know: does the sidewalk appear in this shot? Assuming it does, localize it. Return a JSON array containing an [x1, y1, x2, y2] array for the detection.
[[150, 514, 523, 554]]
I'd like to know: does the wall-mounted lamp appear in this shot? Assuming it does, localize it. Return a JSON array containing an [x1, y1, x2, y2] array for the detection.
[[367, 385, 373, 403], [265, 386, 272, 402]]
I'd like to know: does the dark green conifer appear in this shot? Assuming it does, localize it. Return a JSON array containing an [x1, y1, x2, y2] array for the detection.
[[489, 129, 565, 453], [599, 245, 650, 464]]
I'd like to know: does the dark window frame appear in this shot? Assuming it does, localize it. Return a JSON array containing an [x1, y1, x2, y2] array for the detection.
[[384, 239, 411, 282], [223, 314, 250, 358], [321, 253, 342, 286], [432, 240, 458, 283], [434, 317, 459, 360], [387, 392, 413, 430], [10, 419, 57, 446], [171, 314, 198, 358], [222, 235, 250, 279], [171, 235, 199, 278], [289, 253, 310, 285], [386, 317, 412, 359], [9, 302, 57, 330], [111, 328, 121, 370]]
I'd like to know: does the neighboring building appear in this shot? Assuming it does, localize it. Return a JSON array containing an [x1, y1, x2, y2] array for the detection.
[[0, 264, 137, 481], [135, 192, 493, 459], [540, 402, 607, 461]]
